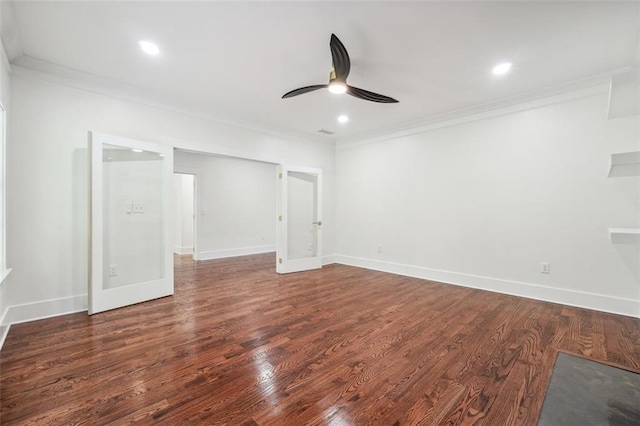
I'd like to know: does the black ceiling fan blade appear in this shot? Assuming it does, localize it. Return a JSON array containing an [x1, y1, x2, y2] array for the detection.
[[282, 84, 328, 99], [347, 85, 398, 103], [330, 34, 351, 81]]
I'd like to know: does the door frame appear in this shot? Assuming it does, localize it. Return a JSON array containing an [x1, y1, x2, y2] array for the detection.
[[173, 167, 201, 260]]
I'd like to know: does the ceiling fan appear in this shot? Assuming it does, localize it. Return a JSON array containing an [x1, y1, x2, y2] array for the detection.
[[282, 34, 398, 104]]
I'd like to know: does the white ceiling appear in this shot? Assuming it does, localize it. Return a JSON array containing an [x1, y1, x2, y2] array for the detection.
[[4, 1, 639, 143]]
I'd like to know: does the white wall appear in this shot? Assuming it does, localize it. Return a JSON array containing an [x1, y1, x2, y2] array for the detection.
[[173, 173, 194, 255], [336, 91, 640, 317], [0, 48, 8, 107], [3, 58, 637, 332], [5, 70, 335, 322], [174, 151, 276, 260]]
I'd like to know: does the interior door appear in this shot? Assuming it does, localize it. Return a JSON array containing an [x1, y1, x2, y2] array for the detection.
[[89, 132, 174, 314], [277, 165, 322, 273]]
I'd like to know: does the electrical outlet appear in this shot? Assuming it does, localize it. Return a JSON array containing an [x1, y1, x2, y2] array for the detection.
[[109, 265, 118, 277], [541, 262, 550, 274], [132, 202, 145, 214]]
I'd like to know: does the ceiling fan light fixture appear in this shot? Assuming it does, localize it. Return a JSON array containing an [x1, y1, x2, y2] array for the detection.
[[328, 81, 347, 94], [281, 34, 398, 103]]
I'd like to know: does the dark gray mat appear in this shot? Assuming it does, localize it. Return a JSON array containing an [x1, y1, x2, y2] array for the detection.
[[538, 352, 640, 426]]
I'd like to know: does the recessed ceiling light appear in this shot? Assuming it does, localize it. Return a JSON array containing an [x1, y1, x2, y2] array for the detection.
[[337, 115, 349, 124], [132, 149, 143, 153], [328, 81, 347, 94], [492, 62, 512, 76], [159, 153, 165, 157], [139, 40, 160, 56]]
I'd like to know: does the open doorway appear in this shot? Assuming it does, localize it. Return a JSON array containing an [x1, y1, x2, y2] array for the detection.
[[173, 173, 196, 260], [173, 149, 278, 271], [171, 148, 323, 275]]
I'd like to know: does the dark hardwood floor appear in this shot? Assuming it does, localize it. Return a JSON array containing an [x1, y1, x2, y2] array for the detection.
[[1, 253, 639, 425]]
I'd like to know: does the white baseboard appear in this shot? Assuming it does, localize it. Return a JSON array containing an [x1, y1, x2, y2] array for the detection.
[[0, 295, 88, 351], [3, 294, 88, 327], [334, 254, 640, 319], [173, 246, 194, 255], [2, 254, 633, 353], [198, 245, 276, 261]]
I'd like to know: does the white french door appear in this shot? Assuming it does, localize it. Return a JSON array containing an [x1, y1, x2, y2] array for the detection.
[[89, 132, 174, 314], [277, 165, 322, 273]]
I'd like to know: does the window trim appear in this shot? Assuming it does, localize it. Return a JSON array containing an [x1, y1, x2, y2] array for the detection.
[[0, 102, 8, 286]]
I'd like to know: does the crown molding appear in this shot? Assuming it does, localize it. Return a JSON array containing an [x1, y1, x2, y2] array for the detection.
[[10, 54, 632, 151], [0, 40, 10, 77], [10, 55, 334, 147], [336, 69, 628, 149]]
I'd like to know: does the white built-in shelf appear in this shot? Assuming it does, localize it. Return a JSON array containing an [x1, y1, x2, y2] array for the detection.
[[608, 228, 640, 243], [606, 71, 639, 244], [607, 70, 639, 119], [608, 151, 640, 178]]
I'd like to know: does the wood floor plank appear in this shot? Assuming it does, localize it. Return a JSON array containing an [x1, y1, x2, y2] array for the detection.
[[1, 253, 639, 425]]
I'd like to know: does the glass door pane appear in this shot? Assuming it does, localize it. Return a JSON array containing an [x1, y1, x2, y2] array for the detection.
[[287, 171, 318, 260], [277, 166, 322, 273], [90, 133, 173, 314], [102, 144, 165, 289]]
